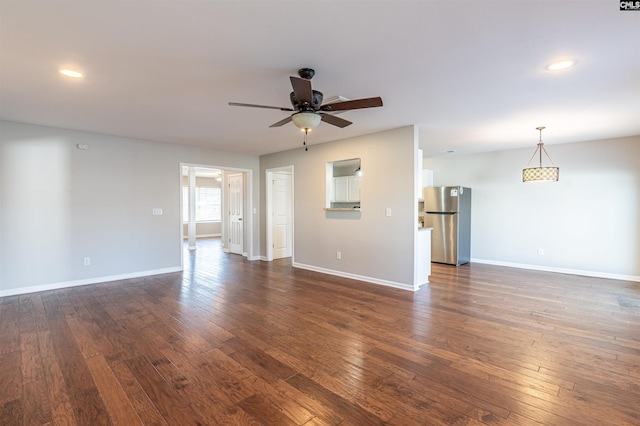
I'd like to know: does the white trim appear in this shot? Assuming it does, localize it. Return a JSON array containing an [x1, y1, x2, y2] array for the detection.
[[292, 261, 418, 292], [182, 221, 222, 224], [182, 233, 221, 240], [471, 258, 640, 282], [0, 267, 183, 297], [198, 233, 221, 238], [265, 170, 274, 261]]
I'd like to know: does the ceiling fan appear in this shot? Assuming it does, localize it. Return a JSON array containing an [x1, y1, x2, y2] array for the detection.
[[228, 68, 383, 147]]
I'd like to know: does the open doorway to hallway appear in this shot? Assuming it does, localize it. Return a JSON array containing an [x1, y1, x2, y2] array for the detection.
[[180, 163, 253, 270]]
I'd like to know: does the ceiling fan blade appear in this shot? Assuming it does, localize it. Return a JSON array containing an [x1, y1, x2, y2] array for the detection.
[[321, 114, 352, 128], [290, 76, 313, 104], [269, 116, 293, 128], [320, 97, 383, 112], [229, 102, 293, 111]]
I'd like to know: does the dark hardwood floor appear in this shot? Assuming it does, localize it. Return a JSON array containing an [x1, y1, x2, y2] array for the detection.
[[1, 237, 639, 425]]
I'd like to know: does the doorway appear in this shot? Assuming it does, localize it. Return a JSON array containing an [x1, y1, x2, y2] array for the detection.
[[180, 163, 253, 271], [266, 166, 293, 261]]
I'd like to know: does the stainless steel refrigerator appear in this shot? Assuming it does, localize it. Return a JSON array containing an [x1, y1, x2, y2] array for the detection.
[[423, 186, 471, 265]]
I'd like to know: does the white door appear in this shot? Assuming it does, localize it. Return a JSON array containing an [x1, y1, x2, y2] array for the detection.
[[272, 172, 292, 259], [228, 173, 244, 255]]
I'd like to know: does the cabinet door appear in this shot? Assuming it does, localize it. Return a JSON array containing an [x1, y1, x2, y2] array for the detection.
[[348, 176, 360, 202], [334, 176, 349, 202]]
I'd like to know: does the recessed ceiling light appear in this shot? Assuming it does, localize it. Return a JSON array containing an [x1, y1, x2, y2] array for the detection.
[[59, 68, 83, 78], [545, 59, 576, 71]]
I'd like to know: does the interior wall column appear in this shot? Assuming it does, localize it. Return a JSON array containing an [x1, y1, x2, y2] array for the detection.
[[188, 166, 197, 251]]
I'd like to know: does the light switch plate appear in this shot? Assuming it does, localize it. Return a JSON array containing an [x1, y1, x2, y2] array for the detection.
[[153, 208, 163, 215], [385, 208, 392, 217]]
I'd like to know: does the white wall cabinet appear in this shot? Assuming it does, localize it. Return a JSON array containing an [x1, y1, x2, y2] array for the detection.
[[334, 176, 348, 202], [333, 176, 360, 202], [348, 176, 360, 201]]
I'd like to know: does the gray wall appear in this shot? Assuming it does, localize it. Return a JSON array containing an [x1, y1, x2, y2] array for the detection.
[[424, 135, 640, 279], [0, 121, 259, 294], [260, 126, 419, 289], [5, 118, 631, 295], [182, 222, 221, 238]]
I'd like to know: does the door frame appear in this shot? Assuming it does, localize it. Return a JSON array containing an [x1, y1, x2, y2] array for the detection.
[[265, 165, 294, 262], [179, 163, 254, 269]]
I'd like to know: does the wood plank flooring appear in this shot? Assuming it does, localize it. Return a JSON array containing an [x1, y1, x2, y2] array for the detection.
[[1, 237, 638, 425]]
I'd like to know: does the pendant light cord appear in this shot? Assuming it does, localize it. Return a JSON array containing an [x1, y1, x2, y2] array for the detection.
[[525, 127, 555, 167]]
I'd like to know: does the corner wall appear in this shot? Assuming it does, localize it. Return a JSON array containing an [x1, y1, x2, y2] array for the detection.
[[424, 135, 640, 280], [260, 126, 419, 289]]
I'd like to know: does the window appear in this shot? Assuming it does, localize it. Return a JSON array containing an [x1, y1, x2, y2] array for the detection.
[[183, 186, 221, 222]]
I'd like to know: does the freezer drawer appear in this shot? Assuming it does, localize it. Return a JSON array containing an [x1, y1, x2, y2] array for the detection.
[[424, 186, 461, 213]]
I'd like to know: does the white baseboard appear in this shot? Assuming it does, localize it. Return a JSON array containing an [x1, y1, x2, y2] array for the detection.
[[292, 262, 417, 291], [0, 267, 183, 297], [182, 233, 221, 240], [471, 258, 640, 282]]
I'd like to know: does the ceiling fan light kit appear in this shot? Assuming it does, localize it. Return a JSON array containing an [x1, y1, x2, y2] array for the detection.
[[229, 68, 383, 150], [291, 112, 321, 131]]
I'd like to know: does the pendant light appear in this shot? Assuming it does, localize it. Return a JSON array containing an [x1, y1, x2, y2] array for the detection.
[[522, 126, 559, 182]]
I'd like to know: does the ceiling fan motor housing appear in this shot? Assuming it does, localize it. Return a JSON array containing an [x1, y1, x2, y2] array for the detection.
[[298, 68, 315, 80], [290, 90, 323, 111]]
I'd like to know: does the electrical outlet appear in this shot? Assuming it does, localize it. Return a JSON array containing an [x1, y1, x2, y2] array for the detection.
[[84, 257, 91, 266], [336, 251, 342, 260], [537, 248, 544, 256]]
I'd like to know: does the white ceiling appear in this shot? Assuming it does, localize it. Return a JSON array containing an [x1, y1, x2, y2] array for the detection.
[[1, 1, 638, 157]]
